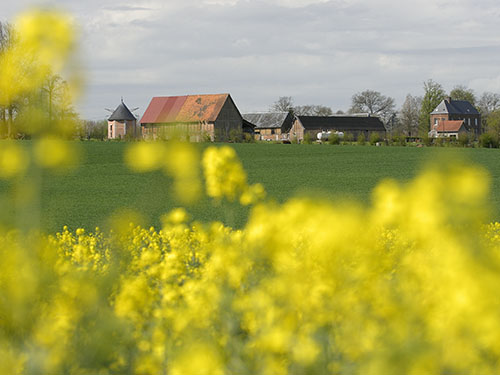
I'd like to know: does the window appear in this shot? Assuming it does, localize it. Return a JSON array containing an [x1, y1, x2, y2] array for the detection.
[[475, 118, 478, 126]]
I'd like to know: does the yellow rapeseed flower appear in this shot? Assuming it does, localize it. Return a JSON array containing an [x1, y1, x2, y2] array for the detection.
[[33, 137, 80, 170], [0, 142, 29, 178], [125, 142, 166, 172]]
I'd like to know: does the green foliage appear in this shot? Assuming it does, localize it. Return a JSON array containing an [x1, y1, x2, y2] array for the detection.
[[369, 132, 381, 145], [303, 132, 313, 144], [243, 133, 255, 143], [343, 132, 354, 143], [201, 131, 212, 143], [327, 134, 340, 145], [486, 109, 500, 140], [450, 85, 477, 106], [419, 79, 446, 136], [357, 133, 366, 145], [422, 134, 433, 146], [479, 132, 499, 148], [392, 134, 406, 146], [229, 129, 242, 143], [458, 132, 470, 147]]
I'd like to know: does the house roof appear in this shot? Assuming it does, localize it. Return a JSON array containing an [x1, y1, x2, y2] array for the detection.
[[434, 120, 465, 132], [431, 99, 479, 115], [242, 112, 290, 129], [108, 100, 136, 121], [140, 94, 230, 124], [297, 115, 386, 132]]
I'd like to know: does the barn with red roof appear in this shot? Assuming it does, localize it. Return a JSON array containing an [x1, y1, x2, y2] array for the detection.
[[140, 93, 243, 141]]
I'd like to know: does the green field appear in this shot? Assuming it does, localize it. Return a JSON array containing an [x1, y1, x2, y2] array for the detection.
[[1, 141, 500, 233]]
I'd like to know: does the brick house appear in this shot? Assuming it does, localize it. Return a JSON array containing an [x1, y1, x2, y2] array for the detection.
[[428, 120, 468, 138], [290, 115, 386, 142], [242, 112, 294, 141], [430, 97, 481, 137], [107, 99, 138, 139], [140, 94, 243, 141]]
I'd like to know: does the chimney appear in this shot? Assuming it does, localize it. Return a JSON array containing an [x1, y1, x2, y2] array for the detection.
[[445, 96, 452, 103]]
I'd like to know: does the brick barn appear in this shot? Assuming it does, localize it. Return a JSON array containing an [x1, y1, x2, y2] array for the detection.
[[140, 94, 243, 141], [107, 99, 138, 139], [291, 115, 386, 142]]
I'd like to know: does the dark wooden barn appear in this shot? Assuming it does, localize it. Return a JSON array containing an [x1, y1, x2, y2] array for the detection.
[[291, 115, 386, 142]]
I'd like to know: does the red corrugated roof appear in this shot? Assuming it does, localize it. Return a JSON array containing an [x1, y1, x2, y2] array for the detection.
[[435, 120, 465, 132], [140, 94, 229, 124]]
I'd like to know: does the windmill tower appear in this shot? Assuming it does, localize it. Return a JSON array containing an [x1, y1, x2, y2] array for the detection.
[[106, 98, 138, 139]]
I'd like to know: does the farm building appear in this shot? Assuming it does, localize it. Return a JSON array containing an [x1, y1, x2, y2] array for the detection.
[[140, 94, 243, 141], [107, 99, 138, 139], [242, 112, 295, 141], [291, 115, 386, 142], [428, 120, 468, 138], [430, 97, 481, 137]]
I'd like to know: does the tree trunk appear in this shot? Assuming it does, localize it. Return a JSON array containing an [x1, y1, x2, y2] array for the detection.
[[7, 106, 13, 138]]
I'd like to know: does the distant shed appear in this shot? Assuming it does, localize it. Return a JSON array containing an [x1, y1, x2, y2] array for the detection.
[[242, 112, 294, 141], [140, 94, 243, 141], [291, 115, 386, 142]]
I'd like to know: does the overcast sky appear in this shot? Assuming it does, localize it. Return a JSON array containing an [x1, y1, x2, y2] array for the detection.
[[3, 0, 500, 120]]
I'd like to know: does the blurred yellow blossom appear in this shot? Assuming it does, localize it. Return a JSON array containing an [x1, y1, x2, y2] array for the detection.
[[125, 141, 166, 172], [202, 145, 266, 205], [0, 142, 29, 178], [33, 137, 80, 170]]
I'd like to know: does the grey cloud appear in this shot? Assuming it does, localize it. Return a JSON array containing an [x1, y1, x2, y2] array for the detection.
[[4, 0, 500, 119]]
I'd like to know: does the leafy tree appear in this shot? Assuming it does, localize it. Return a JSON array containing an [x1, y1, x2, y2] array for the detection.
[[486, 109, 500, 142], [399, 94, 422, 137], [449, 85, 476, 106], [270, 96, 294, 113], [478, 92, 500, 130], [349, 90, 395, 125], [419, 79, 446, 136]]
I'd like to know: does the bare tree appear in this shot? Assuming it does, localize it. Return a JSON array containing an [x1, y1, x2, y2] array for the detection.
[[349, 90, 395, 124], [478, 92, 500, 116], [399, 94, 422, 137], [294, 105, 333, 116], [270, 96, 294, 112]]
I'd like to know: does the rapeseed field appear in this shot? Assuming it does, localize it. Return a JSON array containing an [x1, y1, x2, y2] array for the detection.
[[2, 8, 500, 375]]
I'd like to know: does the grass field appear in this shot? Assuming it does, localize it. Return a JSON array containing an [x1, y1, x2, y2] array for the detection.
[[1, 141, 500, 233]]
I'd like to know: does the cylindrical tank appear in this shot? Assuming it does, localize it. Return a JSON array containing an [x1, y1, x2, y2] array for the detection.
[[317, 131, 331, 141]]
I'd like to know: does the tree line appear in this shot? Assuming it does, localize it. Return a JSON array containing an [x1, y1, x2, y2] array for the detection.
[[271, 80, 500, 143]]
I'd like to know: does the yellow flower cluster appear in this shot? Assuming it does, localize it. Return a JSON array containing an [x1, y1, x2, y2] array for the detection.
[[1, 159, 500, 374], [202, 145, 266, 205]]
